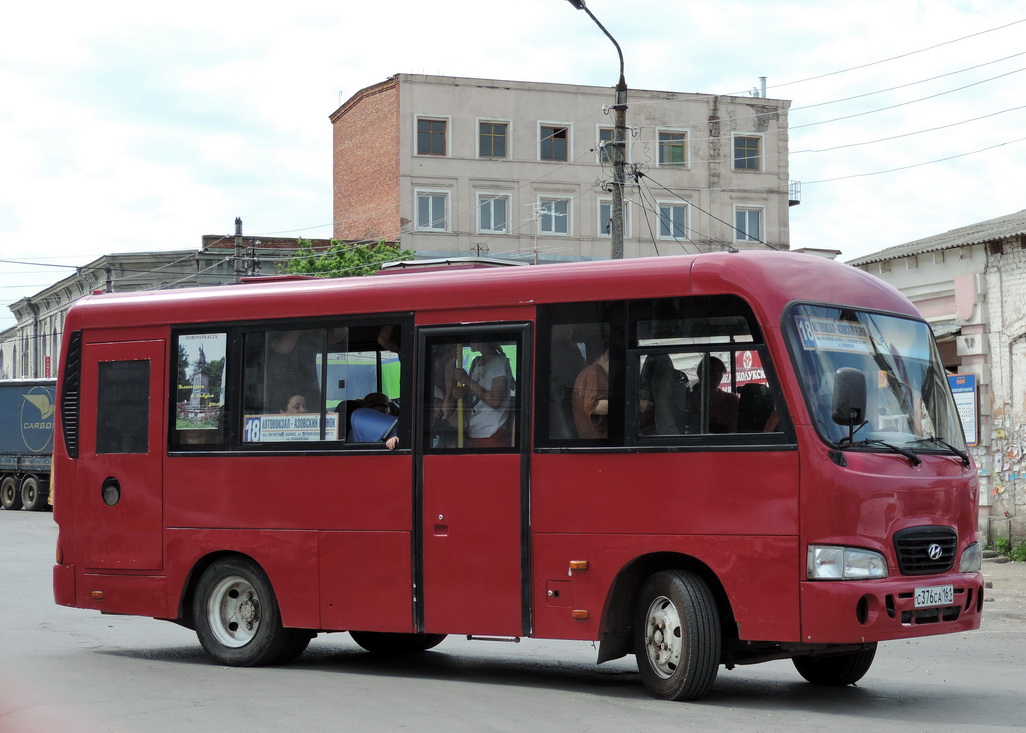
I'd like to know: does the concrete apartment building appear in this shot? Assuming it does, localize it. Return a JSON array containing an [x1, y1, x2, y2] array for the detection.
[[330, 74, 797, 261], [849, 209, 1026, 544]]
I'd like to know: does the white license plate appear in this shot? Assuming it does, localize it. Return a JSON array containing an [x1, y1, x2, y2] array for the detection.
[[914, 584, 954, 608]]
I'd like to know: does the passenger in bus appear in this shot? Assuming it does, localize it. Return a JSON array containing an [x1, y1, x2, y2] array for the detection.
[[430, 344, 460, 448], [690, 357, 739, 433], [453, 342, 513, 448], [280, 394, 308, 415], [639, 353, 689, 435], [572, 349, 609, 439], [549, 324, 586, 439]]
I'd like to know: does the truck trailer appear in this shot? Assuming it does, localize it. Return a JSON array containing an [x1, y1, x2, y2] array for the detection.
[[0, 379, 56, 511]]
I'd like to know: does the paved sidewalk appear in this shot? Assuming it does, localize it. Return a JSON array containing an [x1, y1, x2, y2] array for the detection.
[[981, 557, 1026, 630]]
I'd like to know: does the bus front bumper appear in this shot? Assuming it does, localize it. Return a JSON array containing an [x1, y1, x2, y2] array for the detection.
[[799, 572, 984, 643]]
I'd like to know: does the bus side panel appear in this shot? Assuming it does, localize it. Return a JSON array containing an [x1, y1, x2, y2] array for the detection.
[[319, 531, 413, 632], [164, 455, 413, 531], [531, 451, 799, 537], [531, 533, 800, 642], [530, 451, 800, 642], [164, 529, 320, 629]]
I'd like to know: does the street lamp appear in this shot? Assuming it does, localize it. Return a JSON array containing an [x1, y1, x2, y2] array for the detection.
[[565, 0, 627, 260]]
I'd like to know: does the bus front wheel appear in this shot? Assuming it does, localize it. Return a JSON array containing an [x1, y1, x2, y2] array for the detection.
[[194, 557, 291, 667], [633, 570, 721, 701], [350, 631, 447, 654], [792, 644, 877, 686], [1, 475, 22, 510]]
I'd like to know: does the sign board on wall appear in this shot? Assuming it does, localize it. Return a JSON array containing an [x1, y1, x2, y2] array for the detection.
[[947, 373, 978, 446]]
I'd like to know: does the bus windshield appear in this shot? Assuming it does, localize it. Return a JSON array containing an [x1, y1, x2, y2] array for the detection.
[[787, 305, 966, 452]]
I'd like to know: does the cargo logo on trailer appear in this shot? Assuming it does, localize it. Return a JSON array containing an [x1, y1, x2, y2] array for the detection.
[[21, 388, 55, 453]]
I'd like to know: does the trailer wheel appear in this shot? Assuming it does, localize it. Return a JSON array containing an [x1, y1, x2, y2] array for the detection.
[[21, 475, 48, 512], [633, 570, 721, 701], [793, 644, 877, 686], [1, 475, 23, 510], [193, 557, 290, 667]]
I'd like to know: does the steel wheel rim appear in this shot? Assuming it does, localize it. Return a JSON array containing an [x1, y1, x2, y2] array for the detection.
[[207, 575, 260, 648], [643, 594, 684, 679]]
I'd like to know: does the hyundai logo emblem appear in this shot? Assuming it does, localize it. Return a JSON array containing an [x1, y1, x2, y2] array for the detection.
[[927, 543, 943, 561]]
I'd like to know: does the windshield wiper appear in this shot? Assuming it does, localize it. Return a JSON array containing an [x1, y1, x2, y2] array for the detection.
[[844, 438, 922, 467], [909, 436, 971, 467]]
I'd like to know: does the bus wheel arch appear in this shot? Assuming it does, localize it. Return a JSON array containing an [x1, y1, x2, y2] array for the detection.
[[191, 554, 296, 666], [597, 553, 733, 666]]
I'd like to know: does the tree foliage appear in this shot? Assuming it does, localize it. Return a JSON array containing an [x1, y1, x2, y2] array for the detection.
[[280, 239, 415, 278]]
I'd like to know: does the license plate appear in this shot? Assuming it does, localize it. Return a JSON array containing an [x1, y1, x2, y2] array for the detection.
[[914, 584, 954, 608]]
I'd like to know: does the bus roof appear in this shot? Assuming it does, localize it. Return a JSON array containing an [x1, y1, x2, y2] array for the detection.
[[62, 252, 917, 331]]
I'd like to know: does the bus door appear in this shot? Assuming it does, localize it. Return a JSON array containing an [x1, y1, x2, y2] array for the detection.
[[417, 325, 530, 636], [77, 338, 166, 570]]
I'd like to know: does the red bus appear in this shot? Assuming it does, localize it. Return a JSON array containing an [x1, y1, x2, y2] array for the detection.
[[52, 252, 983, 701]]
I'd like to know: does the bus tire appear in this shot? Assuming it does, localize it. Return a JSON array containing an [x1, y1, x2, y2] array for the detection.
[[350, 631, 447, 654], [274, 630, 316, 664], [633, 570, 721, 701], [1, 475, 22, 510], [792, 644, 877, 686], [193, 557, 290, 667], [20, 475, 47, 512]]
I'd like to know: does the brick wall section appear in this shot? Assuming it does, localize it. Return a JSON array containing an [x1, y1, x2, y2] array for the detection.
[[330, 78, 401, 241], [984, 235, 1026, 540]]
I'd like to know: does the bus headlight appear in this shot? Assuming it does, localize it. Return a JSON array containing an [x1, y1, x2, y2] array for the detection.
[[807, 545, 888, 580], [959, 542, 982, 573]]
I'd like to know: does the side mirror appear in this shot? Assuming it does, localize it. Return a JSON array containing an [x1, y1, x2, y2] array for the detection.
[[831, 367, 866, 427]]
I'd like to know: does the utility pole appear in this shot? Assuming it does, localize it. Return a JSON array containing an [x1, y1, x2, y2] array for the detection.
[[566, 0, 627, 260], [234, 217, 244, 281]]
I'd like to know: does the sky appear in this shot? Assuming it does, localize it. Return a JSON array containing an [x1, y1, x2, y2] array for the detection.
[[2, 0, 1025, 331]]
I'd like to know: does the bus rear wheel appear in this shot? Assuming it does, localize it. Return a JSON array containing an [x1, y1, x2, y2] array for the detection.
[[1, 475, 22, 510], [350, 631, 447, 654], [21, 475, 47, 512], [193, 557, 291, 667], [792, 644, 877, 686], [633, 570, 721, 701]]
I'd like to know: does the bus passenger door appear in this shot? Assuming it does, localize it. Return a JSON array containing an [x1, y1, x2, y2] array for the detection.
[[417, 325, 529, 637], [77, 339, 166, 571]]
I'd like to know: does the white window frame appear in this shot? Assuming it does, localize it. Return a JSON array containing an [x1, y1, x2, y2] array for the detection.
[[477, 118, 511, 159], [537, 197, 571, 236], [596, 125, 615, 165], [415, 115, 451, 157], [732, 133, 763, 172], [734, 205, 764, 242], [415, 189, 449, 231], [657, 128, 690, 168], [657, 201, 690, 240], [477, 192, 510, 234], [597, 197, 631, 239], [538, 121, 572, 162]]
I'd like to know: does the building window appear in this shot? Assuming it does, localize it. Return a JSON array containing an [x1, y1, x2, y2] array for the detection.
[[416, 191, 448, 231], [597, 127, 614, 164], [658, 130, 687, 166], [478, 194, 509, 234], [417, 118, 447, 156], [598, 199, 629, 238], [539, 198, 570, 235], [479, 121, 508, 158], [540, 125, 569, 161], [658, 203, 688, 240], [735, 207, 763, 242], [733, 135, 761, 171]]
